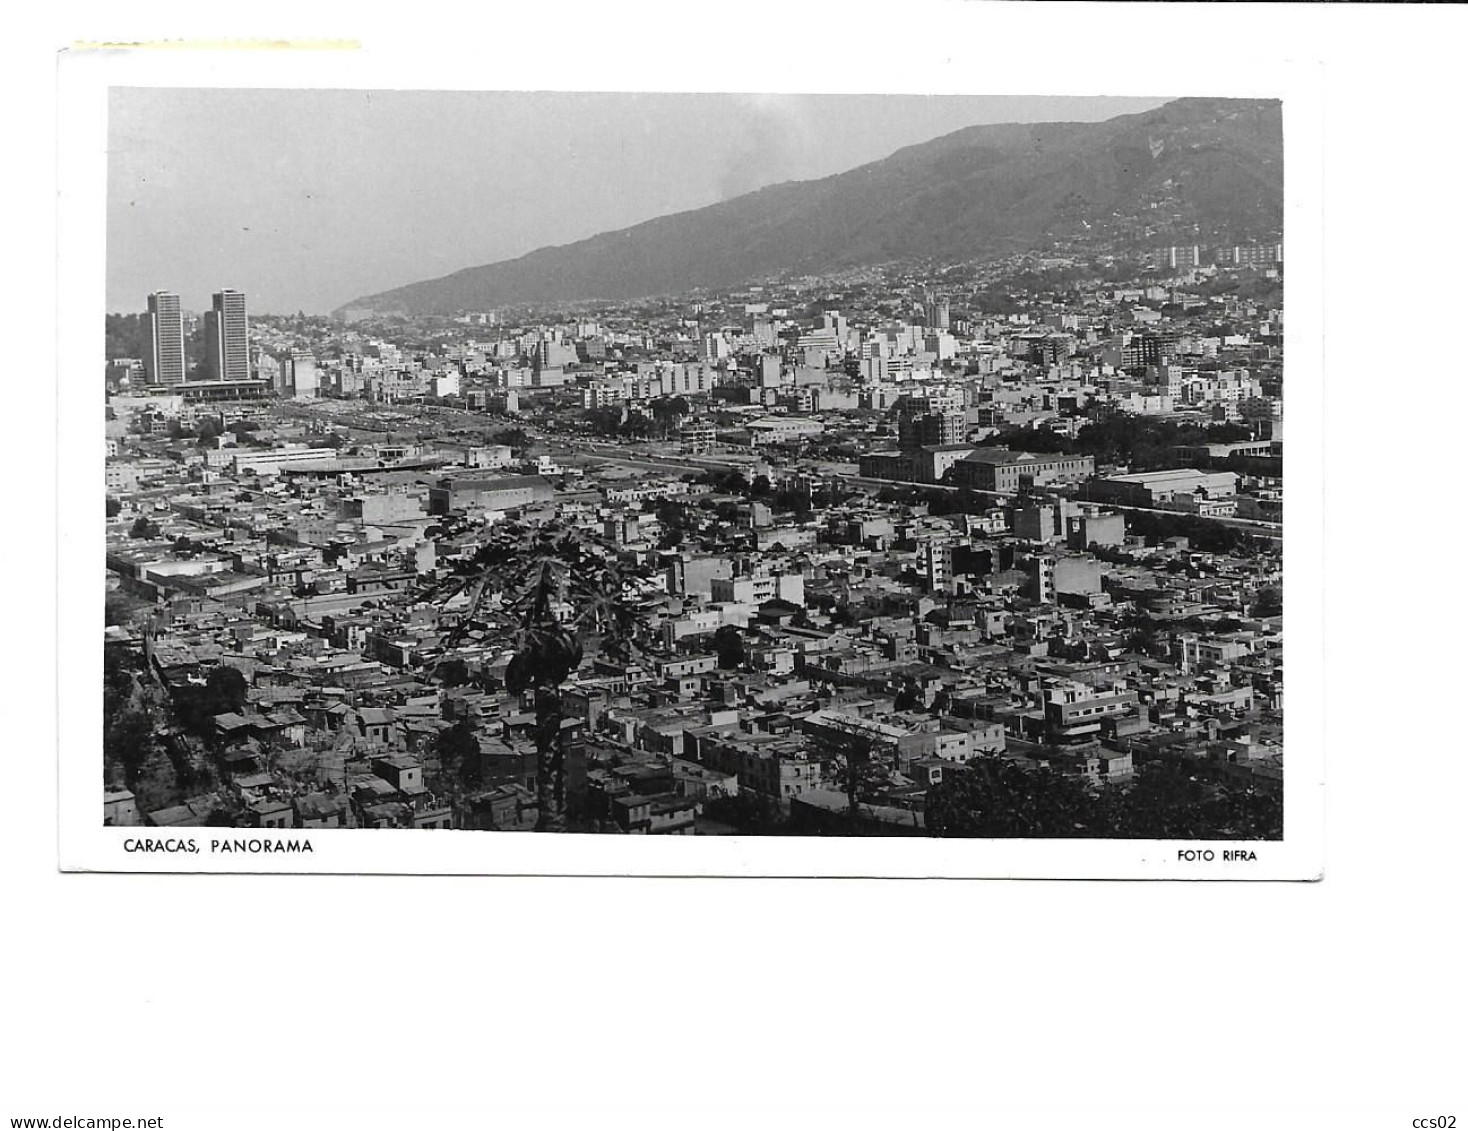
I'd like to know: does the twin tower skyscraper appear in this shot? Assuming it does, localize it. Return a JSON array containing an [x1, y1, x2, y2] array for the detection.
[[142, 288, 249, 388]]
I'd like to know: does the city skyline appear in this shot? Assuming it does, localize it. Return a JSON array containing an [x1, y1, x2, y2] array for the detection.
[[98, 89, 1288, 856]]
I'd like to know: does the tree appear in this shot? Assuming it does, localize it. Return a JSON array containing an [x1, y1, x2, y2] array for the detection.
[[129, 516, 161, 540], [619, 410, 654, 440], [204, 805, 242, 827], [924, 757, 1282, 840], [1118, 607, 1159, 655], [172, 664, 249, 734], [435, 657, 473, 687], [772, 488, 814, 519], [650, 396, 691, 437], [694, 469, 749, 495], [105, 497, 122, 518], [652, 497, 692, 550], [925, 758, 1094, 837], [104, 312, 149, 360], [204, 665, 248, 710], [107, 708, 153, 777], [103, 643, 151, 786], [585, 408, 624, 437], [435, 520, 655, 829], [892, 680, 924, 712], [435, 717, 481, 788], [103, 642, 142, 720], [104, 592, 140, 627], [703, 791, 787, 833], [831, 736, 886, 824], [1251, 585, 1283, 618], [489, 427, 530, 450], [712, 624, 746, 670]]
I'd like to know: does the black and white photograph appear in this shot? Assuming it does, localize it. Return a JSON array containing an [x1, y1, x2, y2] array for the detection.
[[73, 77, 1315, 876]]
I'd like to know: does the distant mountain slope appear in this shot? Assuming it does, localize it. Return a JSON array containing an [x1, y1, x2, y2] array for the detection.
[[339, 97, 1281, 314]]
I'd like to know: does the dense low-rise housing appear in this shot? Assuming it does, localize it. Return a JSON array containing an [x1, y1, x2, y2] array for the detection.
[[103, 252, 1284, 836]]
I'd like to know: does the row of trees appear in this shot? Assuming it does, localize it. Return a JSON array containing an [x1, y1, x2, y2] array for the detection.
[[875, 484, 996, 518], [103, 313, 151, 361], [975, 416, 1256, 469], [487, 427, 530, 451], [924, 757, 1281, 839], [585, 397, 693, 441], [103, 643, 151, 785], [686, 469, 855, 514], [103, 643, 219, 813], [1119, 509, 1267, 556]]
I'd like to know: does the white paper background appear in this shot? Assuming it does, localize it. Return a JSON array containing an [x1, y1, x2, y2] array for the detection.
[[7, 0, 1467, 1126]]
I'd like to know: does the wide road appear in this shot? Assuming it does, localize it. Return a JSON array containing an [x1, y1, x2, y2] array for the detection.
[[576, 448, 726, 476]]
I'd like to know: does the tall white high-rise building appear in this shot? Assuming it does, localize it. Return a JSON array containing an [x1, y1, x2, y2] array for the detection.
[[205, 289, 250, 382], [143, 291, 185, 389]]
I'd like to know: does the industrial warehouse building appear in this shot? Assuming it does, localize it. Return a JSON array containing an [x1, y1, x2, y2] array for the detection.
[[1087, 469, 1238, 512]]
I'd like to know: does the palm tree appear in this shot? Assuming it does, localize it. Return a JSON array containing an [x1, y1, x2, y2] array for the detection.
[[428, 518, 656, 829]]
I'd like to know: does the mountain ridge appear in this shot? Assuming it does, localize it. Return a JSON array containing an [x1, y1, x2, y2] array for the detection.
[[338, 97, 1281, 314]]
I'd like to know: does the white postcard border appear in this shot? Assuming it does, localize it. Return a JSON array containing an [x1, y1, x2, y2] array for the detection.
[[57, 43, 1326, 879]]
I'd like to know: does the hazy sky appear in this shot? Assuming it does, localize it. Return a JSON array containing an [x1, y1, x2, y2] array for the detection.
[[107, 90, 1169, 315]]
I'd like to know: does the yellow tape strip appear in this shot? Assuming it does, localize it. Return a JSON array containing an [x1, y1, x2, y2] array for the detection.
[[72, 39, 361, 51]]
